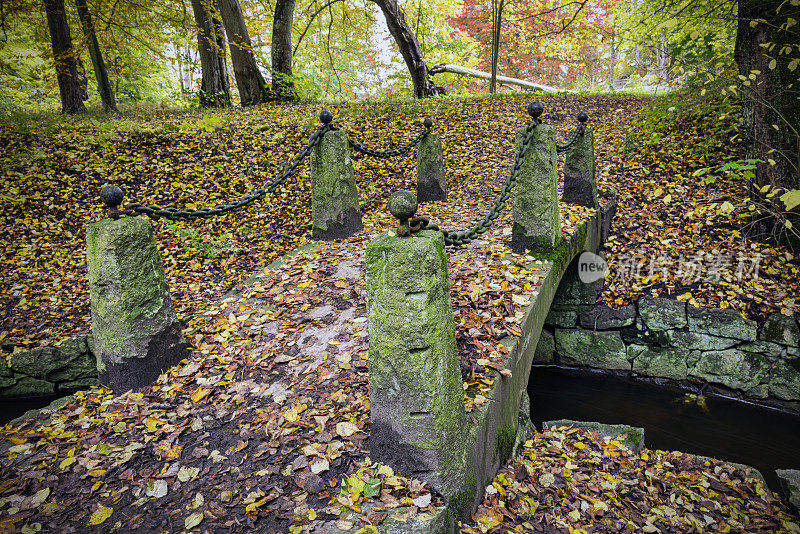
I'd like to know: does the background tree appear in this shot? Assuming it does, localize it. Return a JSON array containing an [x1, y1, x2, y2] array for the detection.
[[217, 0, 270, 105], [190, 0, 230, 107], [73, 0, 116, 111], [271, 0, 296, 99], [43, 0, 86, 113]]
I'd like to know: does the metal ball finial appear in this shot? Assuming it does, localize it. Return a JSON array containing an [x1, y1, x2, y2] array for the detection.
[[577, 111, 588, 124], [100, 184, 124, 209], [527, 101, 543, 119], [320, 109, 333, 125], [388, 190, 418, 224], [424, 118, 433, 129]]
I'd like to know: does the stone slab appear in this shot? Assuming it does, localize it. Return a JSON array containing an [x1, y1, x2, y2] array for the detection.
[[554, 328, 629, 370], [638, 297, 687, 331], [579, 303, 635, 330], [687, 306, 757, 341], [543, 419, 645, 454]]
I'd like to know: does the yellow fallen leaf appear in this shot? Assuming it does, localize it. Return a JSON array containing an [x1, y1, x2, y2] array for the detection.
[[87, 504, 113, 526], [59, 457, 76, 469], [336, 421, 358, 437], [190, 387, 211, 403]]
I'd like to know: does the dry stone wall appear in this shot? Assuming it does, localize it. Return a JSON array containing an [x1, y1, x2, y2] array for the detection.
[[538, 290, 800, 410], [1, 336, 98, 398]]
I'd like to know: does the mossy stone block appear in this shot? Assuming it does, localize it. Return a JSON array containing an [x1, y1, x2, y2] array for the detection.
[[769, 359, 800, 400], [87, 217, 186, 393], [631, 346, 688, 380], [416, 132, 446, 202], [511, 124, 560, 253], [310, 129, 362, 240], [638, 297, 687, 331], [761, 312, 800, 347], [687, 306, 757, 341], [533, 330, 555, 364], [554, 328, 629, 370], [690, 349, 769, 392], [563, 127, 597, 209], [365, 230, 466, 497]]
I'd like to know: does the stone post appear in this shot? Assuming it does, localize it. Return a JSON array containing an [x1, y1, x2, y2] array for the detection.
[[310, 111, 362, 240], [511, 102, 561, 253], [87, 186, 186, 393], [563, 113, 598, 209], [365, 191, 466, 497], [416, 120, 447, 202]]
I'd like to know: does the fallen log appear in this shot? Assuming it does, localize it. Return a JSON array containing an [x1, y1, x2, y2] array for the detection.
[[429, 63, 573, 93]]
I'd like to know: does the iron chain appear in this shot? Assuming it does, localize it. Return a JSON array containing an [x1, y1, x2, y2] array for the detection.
[[123, 125, 332, 221], [556, 124, 584, 153], [347, 126, 430, 159], [415, 121, 538, 247]]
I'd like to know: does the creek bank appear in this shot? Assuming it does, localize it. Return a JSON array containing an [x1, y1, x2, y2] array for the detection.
[[539, 282, 800, 412]]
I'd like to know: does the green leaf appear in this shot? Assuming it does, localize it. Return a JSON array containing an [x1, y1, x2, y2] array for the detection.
[[363, 478, 381, 498]]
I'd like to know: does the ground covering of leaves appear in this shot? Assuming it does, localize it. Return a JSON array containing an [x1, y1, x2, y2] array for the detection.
[[464, 425, 799, 533], [1, 92, 799, 533]]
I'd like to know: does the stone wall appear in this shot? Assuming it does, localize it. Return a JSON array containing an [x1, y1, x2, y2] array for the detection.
[[0, 336, 98, 398], [538, 291, 800, 411]]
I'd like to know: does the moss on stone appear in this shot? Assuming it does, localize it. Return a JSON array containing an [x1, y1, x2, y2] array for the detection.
[[494, 422, 516, 463], [444, 474, 476, 524], [625, 427, 643, 446]]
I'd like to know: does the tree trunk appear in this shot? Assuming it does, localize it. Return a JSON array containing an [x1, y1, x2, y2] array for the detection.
[[372, 0, 434, 98], [609, 23, 616, 87], [489, 0, 503, 94], [271, 0, 296, 100], [217, 0, 269, 105], [43, 0, 86, 114], [74, 0, 117, 112], [735, 0, 800, 193], [190, 0, 230, 107]]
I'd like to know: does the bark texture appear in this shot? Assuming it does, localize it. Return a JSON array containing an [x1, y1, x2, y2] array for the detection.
[[372, 0, 435, 98], [217, 0, 269, 105], [190, 0, 231, 108], [74, 0, 117, 112], [43, 0, 87, 114], [271, 0, 296, 100], [735, 0, 800, 193]]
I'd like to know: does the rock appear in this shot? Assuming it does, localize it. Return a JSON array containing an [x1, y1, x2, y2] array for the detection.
[[631, 346, 688, 380], [554, 329, 629, 370], [533, 330, 555, 364], [310, 129, 362, 240], [543, 419, 645, 454], [551, 261, 603, 307], [416, 132, 446, 202], [0, 376, 17, 388], [769, 359, 800, 401], [365, 230, 466, 497], [562, 127, 598, 209], [544, 308, 577, 328], [58, 378, 100, 391], [87, 216, 186, 393], [638, 297, 687, 331], [687, 307, 757, 341], [665, 330, 739, 351], [49, 352, 98, 381], [761, 313, 800, 347], [2, 376, 55, 396], [511, 124, 560, 253], [579, 304, 635, 330], [776, 469, 800, 512], [9, 347, 68, 379], [689, 349, 769, 392], [738, 340, 789, 360]]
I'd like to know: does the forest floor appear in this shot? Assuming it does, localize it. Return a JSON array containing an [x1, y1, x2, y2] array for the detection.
[[1, 93, 799, 532]]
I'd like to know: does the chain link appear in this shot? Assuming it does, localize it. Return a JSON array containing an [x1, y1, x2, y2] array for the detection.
[[556, 124, 584, 153], [413, 122, 538, 247], [120, 125, 332, 221], [347, 126, 430, 158]]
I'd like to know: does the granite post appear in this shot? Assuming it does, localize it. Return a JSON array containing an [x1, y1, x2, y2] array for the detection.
[[511, 102, 561, 253], [87, 192, 186, 393], [365, 191, 466, 497], [416, 122, 447, 202], [310, 113, 362, 240], [563, 114, 598, 209]]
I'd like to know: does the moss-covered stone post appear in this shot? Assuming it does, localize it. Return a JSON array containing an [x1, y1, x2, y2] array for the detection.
[[310, 110, 362, 240], [511, 102, 561, 253], [563, 113, 598, 209], [365, 191, 466, 497], [416, 119, 447, 202], [87, 186, 186, 393]]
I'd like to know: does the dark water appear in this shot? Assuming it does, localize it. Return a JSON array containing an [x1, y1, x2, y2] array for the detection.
[[528, 366, 800, 491], [1, 395, 63, 425]]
